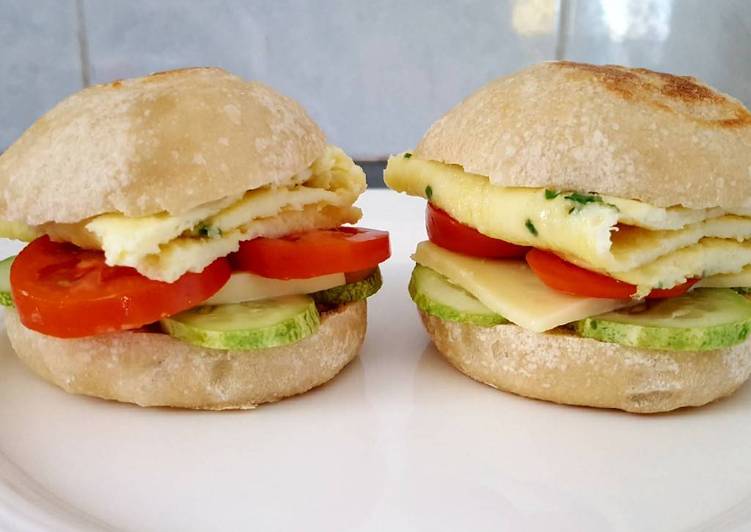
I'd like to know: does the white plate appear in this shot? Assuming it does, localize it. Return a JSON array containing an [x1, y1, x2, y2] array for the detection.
[[1, 190, 750, 532]]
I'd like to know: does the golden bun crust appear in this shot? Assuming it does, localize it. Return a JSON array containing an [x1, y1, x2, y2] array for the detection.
[[0, 67, 326, 225], [415, 61, 751, 210], [4, 302, 366, 410], [419, 311, 751, 413]]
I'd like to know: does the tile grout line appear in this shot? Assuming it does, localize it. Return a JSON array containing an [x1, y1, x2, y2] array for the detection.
[[74, 0, 91, 87], [554, 0, 571, 61]]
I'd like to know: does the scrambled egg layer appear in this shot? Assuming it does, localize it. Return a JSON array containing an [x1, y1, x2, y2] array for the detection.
[[385, 154, 751, 294], [36, 146, 365, 282]]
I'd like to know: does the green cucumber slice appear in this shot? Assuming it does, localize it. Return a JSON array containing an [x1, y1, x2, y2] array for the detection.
[[312, 268, 382, 305], [0, 256, 14, 307], [161, 295, 319, 350], [0, 292, 12, 307], [408, 264, 507, 327], [575, 288, 751, 351]]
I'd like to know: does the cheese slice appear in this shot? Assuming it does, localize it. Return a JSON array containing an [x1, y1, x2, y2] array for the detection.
[[205, 271, 345, 305], [413, 241, 631, 332]]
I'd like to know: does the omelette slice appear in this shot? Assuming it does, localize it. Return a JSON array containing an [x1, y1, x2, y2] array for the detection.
[[4, 146, 365, 282], [385, 154, 751, 293]]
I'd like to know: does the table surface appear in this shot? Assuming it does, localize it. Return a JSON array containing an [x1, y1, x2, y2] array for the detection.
[[0, 189, 750, 532]]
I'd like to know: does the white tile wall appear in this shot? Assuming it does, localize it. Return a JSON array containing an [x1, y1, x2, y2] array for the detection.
[[564, 0, 751, 107], [0, 0, 82, 150], [82, 0, 558, 160], [0, 0, 749, 159]]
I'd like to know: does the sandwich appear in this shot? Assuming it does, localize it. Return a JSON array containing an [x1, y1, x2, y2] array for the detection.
[[385, 61, 751, 413], [0, 67, 390, 409]]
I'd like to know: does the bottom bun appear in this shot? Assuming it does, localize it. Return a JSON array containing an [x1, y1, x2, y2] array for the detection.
[[5, 301, 366, 410], [419, 311, 751, 413]]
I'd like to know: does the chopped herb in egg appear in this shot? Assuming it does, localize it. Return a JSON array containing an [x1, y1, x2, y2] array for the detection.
[[525, 219, 538, 236]]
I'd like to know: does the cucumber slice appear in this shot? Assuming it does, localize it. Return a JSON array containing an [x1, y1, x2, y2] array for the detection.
[[409, 264, 507, 327], [0, 256, 14, 307], [161, 295, 319, 350], [0, 293, 12, 307], [312, 268, 382, 305], [575, 288, 751, 351]]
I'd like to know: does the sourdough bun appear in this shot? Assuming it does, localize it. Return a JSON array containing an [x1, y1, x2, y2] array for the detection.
[[0, 67, 326, 225], [415, 61, 751, 210], [419, 311, 751, 413], [4, 302, 366, 410]]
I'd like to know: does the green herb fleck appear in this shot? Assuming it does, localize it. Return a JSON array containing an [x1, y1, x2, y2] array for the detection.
[[404, 152, 413, 159], [525, 219, 538, 236], [425, 185, 433, 200], [544, 189, 560, 200], [564, 191, 606, 213], [734, 287, 751, 295], [564, 192, 603, 206]]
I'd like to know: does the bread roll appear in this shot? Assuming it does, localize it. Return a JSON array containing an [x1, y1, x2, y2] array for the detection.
[[4, 302, 367, 410], [0, 67, 326, 224], [415, 61, 751, 210], [420, 311, 751, 413]]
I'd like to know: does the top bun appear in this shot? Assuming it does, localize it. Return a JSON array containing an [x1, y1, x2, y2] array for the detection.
[[0, 67, 326, 225], [415, 61, 751, 210]]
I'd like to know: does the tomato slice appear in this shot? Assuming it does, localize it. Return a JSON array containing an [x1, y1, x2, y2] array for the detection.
[[233, 227, 391, 280], [646, 278, 700, 299], [11, 236, 231, 338], [526, 249, 697, 299], [426, 203, 528, 258]]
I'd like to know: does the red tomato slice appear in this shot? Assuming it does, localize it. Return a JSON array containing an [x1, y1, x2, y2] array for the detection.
[[526, 249, 697, 299], [426, 203, 528, 258], [646, 278, 700, 299], [11, 236, 231, 338], [233, 227, 391, 280]]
